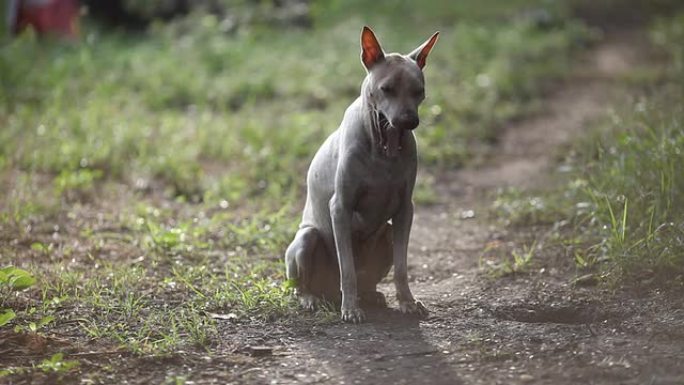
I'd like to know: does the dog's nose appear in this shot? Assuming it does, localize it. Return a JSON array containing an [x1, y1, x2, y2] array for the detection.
[[394, 113, 419, 131]]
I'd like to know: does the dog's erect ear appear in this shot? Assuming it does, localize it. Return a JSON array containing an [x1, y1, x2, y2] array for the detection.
[[360, 26, 385, 70], [408, 31, 440, 70]]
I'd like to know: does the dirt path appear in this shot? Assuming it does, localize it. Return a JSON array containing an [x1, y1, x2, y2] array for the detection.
[[215, 34, 684, 385]]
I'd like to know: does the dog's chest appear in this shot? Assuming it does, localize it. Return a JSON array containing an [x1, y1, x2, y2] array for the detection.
[[352, 172, 405, 235]]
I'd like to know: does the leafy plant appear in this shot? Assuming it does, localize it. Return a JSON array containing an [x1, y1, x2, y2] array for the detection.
[[37, 353, 79, 373], [511, 240, 537, 273], [14, 315, 55, 334], [53, 168, 103, 198], [0, 309, 16, 327], [0, 266, 37, 327], [0, 266, 37, 291], [479, 240, 538, 277]]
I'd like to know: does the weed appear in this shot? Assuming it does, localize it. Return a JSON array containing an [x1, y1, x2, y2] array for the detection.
[[0, 266, 38, 328], [0, 309, 15, 327], [0, 353, 79, 377], [511, 241, 538, 272], [164, 375, 188, 385], [36, 353, 79, 373], [53, 168, 103, 199], [479, 240, 538, 277], [0, 266, 36, 292], [13, 315, 55, 334]]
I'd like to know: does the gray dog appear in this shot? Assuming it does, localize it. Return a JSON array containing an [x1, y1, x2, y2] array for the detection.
[[285, 26, 439, 323]]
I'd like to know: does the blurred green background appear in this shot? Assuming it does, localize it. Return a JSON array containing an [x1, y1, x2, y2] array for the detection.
[[0, 0, 600, 207]]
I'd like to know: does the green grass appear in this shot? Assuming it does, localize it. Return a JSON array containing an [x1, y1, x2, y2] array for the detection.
[[578, 98, 684, 283], [0, 2, 591, 200], [569, 14, 684, 285], [491, 13, 684, 286], [0, 0, 592, 363]]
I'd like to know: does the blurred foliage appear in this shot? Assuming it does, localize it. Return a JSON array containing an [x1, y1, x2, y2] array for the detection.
[[0, 0, 591, 205], [570, 0, 684, 26], [652, 13, 684, 78], [83, 0, 311, 30]]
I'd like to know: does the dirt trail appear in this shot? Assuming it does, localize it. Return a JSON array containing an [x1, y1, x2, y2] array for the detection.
[[221, 34, 684, 385]]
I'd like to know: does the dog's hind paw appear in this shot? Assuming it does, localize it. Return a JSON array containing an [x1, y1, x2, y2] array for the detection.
[[399, 300, 429, 317], [299, 294, 320, 311], [341, 307, 366, 323]]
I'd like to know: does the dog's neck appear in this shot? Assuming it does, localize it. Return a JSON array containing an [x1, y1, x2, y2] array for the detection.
[[360, 93, 384, 154], [361, 77, 403, 159]]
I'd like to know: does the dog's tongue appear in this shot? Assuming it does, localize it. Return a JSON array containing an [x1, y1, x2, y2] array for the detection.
[[383, 126, 402, 158]]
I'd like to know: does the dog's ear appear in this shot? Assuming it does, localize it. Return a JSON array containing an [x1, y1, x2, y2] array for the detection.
[[360, 26, 385, 70], [408, 31, 440, 70]]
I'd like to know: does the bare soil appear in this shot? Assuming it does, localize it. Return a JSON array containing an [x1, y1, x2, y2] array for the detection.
[[4, 32, 684, 385]]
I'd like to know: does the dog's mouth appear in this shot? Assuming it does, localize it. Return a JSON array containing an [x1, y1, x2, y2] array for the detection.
[[378, 112, 404, 158]]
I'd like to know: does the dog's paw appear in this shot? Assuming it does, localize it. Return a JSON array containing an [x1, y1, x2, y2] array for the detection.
[[359, 291, 387, 308], [341, 306, 366, 323], [399, 300, 429, 317], [299, 294, 319, 311]]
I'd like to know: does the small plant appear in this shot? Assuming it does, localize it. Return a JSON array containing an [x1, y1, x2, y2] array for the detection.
[[0, 266, 36, 292], [0, 309, 15, 327], [146, 222, 189, 251], [0, 353, 79, 378], [53, 168, 103, 198], [574, 251, 597, 270], [164, 376, 188, 385], [13, 315, 55, 334], [0, 266, 37, 327], [479, 240, 538, 277], [511, 241, 537, 273], [37, 353, 79, 373], [1, 266, 61, 338], [30, 242, 53, 257]]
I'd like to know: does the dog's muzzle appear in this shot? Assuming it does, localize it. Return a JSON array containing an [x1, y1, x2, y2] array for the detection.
[[393, 114, 419, 131], [377, 112, 409, 156]]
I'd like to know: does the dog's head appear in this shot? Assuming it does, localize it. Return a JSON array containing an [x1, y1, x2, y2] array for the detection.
[[360, 26, 439, 132]]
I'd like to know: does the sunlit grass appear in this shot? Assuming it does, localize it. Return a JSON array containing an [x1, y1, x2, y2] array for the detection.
[[0, 2, 590, 205], [489, 13, 684, 286]]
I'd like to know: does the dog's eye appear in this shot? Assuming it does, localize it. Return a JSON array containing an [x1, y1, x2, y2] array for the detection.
[[380, 85, 395, 95]]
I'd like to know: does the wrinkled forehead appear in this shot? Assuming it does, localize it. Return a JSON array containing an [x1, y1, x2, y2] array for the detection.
[[371, 54, 424, 86]]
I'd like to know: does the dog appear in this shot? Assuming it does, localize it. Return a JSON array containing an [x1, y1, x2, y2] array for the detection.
[[285, 26, 439, 323]]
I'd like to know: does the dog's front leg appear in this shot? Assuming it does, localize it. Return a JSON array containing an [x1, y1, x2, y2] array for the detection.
[[330, 193, 365, 323], [393, 199, 428, 316]]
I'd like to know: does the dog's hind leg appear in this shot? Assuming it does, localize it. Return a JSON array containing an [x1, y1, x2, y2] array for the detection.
[[285, 227, 340, 309], [286, 227, 314, 282], [356, 223, 393, 308], [285, 226, 320, 310]]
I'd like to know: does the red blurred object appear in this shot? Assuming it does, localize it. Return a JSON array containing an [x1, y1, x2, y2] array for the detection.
[[9, 0, 79, 38]]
